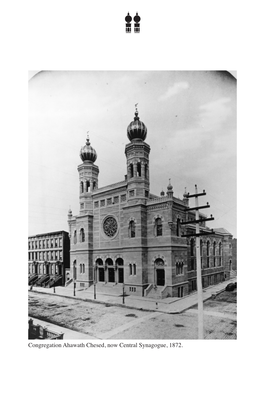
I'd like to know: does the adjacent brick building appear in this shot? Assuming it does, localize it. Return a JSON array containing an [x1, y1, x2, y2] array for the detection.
[[67, 108, 233, 299], [28, 230, 70, 287]]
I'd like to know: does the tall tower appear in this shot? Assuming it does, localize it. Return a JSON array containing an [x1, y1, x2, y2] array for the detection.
[[125, 107, 150, 204], [78, 134, 99, 213]]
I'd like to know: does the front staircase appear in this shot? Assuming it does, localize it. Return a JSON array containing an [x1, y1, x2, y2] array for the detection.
[[144, 284, 165, 299], [48, 275, 62, 288], [65, 278, 73, 287], [35, 275, 50, 286], [28, 274, 38, 285]]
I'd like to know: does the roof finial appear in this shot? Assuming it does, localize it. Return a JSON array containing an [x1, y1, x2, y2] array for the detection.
[[86, 131, 90, 145], [167, 178, 173, 191], [134, 103, 139, 120]]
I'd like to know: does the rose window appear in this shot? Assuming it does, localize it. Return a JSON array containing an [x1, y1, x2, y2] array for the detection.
[[103, 216, 118, 237]]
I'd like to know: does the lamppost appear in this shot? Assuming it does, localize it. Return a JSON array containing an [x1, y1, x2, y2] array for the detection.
[[93, 263, 97, 300], [115, 263, 118, 285], [122, 283, 125, 304], [73, 262, 76, 297]]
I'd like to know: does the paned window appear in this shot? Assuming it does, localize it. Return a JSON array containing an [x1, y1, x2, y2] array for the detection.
[[155, 218, 162, 236], [129, 220, 135, 238]]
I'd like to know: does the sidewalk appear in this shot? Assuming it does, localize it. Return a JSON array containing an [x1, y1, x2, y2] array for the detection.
[[29, 277, 236, 314]]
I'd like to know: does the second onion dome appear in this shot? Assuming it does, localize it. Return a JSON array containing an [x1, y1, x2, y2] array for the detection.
[[127, 108, 147, 141], [80, 134, 97, 163]]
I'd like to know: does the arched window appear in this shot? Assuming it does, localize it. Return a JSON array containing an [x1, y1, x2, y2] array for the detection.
[[137, 162, 141, 177], [129, 220, 135, 238], [176, 218, 181, 236], [73, 230, 77, 244], [207, 241, 210, 267], [190, 239, 195, 256], [106, 258, 113, 266], [116, 258, 124, 266], [129, 163, 134, 178], [133, 264, 136, 275], [80, 263, 82, 273], [82, 264, 85, 273], [80, 181, 84, 193], [93, 181, 96, 189], [129, 263, 132, 275], [155, 218, 162, 236], [96, 258, 103, 266], [176, 262, 184, 275], [86, 180, 90, 193], [190, 239, 195, 270], [145, 164, 148, 179], [219, 242, 222, 266], [213, 241, 216, 267], [80, 228, 85, 242]]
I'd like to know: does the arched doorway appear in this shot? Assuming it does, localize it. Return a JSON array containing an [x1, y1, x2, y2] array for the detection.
[[106, 258, 114, 283], [156, 269, 165, 286], [116, 258, 124, 283], [154, 258, 165, 286]]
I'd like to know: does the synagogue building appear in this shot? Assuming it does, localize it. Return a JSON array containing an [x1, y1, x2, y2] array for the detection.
[[68, 109, 233, 298]]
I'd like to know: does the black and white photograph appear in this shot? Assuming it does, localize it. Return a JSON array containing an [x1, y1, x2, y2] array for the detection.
[[28, 70, 237, 340]]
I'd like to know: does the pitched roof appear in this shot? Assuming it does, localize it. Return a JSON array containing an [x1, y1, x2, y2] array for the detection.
[[213, 228, 232, 235]]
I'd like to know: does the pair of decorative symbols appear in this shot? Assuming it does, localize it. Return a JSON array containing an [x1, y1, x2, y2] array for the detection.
[[125, 13, 141, 33]]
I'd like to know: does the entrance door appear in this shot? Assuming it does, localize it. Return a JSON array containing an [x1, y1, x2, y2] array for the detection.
[[108, 268, 115, 283], [98, 268, 105, 282], [156, 269, 165, 286], [118, 268, 124, 283]]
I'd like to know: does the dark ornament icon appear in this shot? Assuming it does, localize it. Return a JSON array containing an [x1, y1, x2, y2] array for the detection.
[[125, 13, 132, 33], [134, 12, 141, 33], [125, 12, 141, 33]]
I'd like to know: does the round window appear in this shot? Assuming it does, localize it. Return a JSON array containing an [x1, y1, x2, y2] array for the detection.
[[103, 216, 118, 238]]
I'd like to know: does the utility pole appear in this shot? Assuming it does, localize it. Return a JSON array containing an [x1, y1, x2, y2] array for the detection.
[[181, 185, 214, 339]]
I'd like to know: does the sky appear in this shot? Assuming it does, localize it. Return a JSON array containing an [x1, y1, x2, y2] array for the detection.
[[28, 71, 236, 237]]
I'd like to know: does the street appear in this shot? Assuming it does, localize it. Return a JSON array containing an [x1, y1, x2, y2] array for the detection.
[[28, 289, 237, 339]]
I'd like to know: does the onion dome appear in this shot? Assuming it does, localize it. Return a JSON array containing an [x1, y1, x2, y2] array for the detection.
[[183, 187, 188, 198], [127, 107, 147, 141], [167, 179, 173, 191], [167, 179, 173, 197], [80, 134, 97, 163], [160, 189, 165, 197], [68, 207, 72, 218]]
